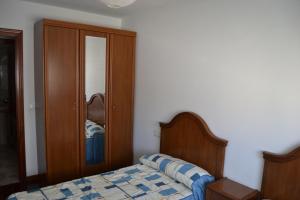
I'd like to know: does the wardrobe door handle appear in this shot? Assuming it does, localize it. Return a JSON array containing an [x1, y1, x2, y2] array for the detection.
[[112, 105, 117, 111]]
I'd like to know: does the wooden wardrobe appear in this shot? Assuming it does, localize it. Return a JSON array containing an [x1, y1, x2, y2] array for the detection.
[[35, 19, 136, 184]]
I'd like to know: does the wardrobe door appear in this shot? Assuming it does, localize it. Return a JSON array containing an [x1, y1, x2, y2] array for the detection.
[[79, 30, 109, 176], [109, 34, 135, 170], [45, 25, 79, 184]]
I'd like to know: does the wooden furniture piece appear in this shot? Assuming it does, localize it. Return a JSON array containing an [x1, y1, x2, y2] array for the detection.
[[83, 92, 108, 175], [35, 19, 136, 184], [260, 146, 300, 200], [0, 28, 25, 200], [160, 112, 228, 179], [108, 34, 136, 170], [79, 30, 109, 176], [206, 178, 259, 200]]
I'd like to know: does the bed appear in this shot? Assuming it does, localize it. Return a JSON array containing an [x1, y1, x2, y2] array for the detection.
[[8, 112, 228, 200], [85, 93, 105, 165], [260, 145, 300, 200]]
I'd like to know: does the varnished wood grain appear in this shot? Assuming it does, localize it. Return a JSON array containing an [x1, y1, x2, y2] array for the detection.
[[79, 30, 109, 177], [160, 112, 228, 179], [261, 146, 300, 200], [35, 19, 136, 182], [206, 178, 259, 200], [44, 25, 80, 184], [109, 34, 135, 170], [43, 19, 136, 37]]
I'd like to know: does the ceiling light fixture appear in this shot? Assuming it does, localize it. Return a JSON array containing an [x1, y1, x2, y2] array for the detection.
[[101, 0, 137, 8]]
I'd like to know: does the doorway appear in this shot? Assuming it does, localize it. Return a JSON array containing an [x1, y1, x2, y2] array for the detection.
[[0, 28, 25, 188]]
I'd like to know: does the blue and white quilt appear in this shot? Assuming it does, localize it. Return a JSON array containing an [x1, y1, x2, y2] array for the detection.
[[8, 154, 214, 200], [85, 120, 105, 164], [86, 120, 104, 139]]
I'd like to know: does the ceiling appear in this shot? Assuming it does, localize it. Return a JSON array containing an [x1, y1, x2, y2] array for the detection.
[[21, 0, 173, 17]]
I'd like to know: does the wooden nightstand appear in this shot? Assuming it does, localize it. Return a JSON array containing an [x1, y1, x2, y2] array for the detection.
[[206, 178, 259, 200]]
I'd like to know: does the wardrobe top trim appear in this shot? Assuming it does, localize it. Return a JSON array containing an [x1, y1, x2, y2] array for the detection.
[[42, 19, 136, 37]]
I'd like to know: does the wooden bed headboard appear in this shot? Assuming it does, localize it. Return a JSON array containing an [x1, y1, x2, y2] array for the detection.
[[87, 93, 105, 126], [261, 146, 300, 200], [159, 112, 228, 179]]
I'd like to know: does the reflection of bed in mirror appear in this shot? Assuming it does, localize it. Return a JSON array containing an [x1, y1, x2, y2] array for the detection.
[[85, 93, 105, 165]]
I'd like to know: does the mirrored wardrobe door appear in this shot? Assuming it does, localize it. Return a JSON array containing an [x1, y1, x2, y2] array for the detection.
[[80, 30, 109, 176]]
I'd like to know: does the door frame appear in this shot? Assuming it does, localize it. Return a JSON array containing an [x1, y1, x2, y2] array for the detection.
[[0, 28, 26, 184]]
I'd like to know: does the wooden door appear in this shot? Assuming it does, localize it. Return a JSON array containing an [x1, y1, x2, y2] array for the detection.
[[109, 34, 135, 170], [44, 25, 79, 184], [79, 30, 109, 176]]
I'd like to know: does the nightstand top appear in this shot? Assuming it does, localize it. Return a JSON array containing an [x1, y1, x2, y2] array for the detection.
[[207, 178, 259, 200]]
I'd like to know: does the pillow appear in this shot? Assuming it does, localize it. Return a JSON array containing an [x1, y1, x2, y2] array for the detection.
[[139, 153, 174, 172], [85, 120, 105, 138], [139, 154, 214, 190], [165, 159, 213, 190]]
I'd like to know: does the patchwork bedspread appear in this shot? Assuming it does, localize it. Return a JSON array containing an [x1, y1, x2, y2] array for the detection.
[[86, 120, 104, 139], [8, 164, 194, 200]]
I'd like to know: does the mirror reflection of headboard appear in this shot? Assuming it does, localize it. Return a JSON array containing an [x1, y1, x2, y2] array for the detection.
[[87, 93, 105, 126]]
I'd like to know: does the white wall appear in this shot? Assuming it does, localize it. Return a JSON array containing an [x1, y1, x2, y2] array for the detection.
[[0, 0, 121, 176], [85, 36, 106, 100], [123, 0, 300, 189]]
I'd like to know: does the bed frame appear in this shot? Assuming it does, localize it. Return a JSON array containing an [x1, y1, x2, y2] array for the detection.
[[159, 112, 228, 179], [261, 146, 300, 200], [86, 93, 105, 126]]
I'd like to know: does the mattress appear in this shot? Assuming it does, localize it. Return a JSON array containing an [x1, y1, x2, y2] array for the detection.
[[8, 164, 195, 200]]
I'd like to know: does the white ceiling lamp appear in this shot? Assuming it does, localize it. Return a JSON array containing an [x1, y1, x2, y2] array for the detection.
[[101, 0, 137, 8]]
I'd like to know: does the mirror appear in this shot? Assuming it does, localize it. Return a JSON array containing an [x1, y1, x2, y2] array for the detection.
[[85, 36, 106, 166]]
